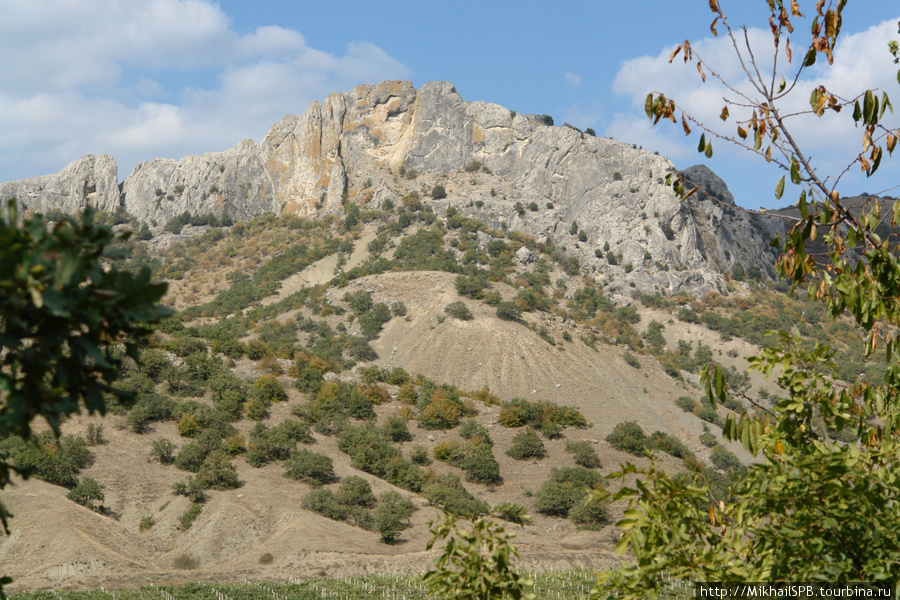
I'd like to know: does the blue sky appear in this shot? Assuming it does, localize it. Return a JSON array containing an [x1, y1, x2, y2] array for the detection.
[[1, 1, 898, 209]]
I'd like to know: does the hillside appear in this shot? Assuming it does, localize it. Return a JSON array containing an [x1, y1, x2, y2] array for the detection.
[[0, 82, 877, 594], [0, 80, 788, 298]]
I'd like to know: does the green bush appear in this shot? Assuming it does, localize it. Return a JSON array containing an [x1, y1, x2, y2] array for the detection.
[[444, 300, 473, 321], [66, 477, 105, 512], [409, 444, 431, 465], [495, 302, 522, 322], [253, 374, 287, 404], [173, 553, 200, 569], [459, 419, 492, 446], [534, 467, 603, 518], [565, 440, 601, 469], [301, 488, 348, 521], [195, 450, 240, 490], [422, 473, 489, 517], [506, 429, 546, 460], [646, 431, 693, 459], [431, 185, 447, 199], [283, 449, 335, 486], [710, 445, 745, 474], [605, 421, 647, 456], [179, 503, 203, 530], [569, 498, 611, 530], [336, 475, 376, 508]]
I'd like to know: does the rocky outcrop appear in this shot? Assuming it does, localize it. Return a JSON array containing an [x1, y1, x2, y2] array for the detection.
[[0, 80, 788, 296], [0, 154, 119, 216], [120, 139, 277, 226]]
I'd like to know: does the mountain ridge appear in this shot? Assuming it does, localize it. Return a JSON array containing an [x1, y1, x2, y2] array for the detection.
[[0, 80, 788, 297]]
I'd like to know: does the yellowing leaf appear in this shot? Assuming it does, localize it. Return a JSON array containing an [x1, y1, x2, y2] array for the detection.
[[697, 61, 706, 82], [720, 106, 730, 121], [682, 115, 692, 136]]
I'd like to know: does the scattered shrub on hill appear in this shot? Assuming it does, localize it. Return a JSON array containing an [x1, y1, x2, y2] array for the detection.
[[495, 302, 522, 322], [646, 431, 694, 459], [534, 467, 604, 518], [0, 432, 89, 488], [302, 488, 349, 521], [283, 449, 335, 486], [445, 300, 473, 321], [253, 374, 288, 404], [459, 420, 492, 446], [67, 477, 105, 512], [565, 440, 602, 469], [335, 475, 376, 508], [506, 429, 546, 460], [376, 491, 418, 544], [422, 473, 489, 517], [179, 503, 203, 530], [569, 497, 611, 530], [605, 421, 647, 456], [195, 450, 240, 490], [409, 444, 431, 465], [150, 438, 177, 464], [497, 398, 587, 431], [173, 553, 200, 570], [710, 445, 745, 475]]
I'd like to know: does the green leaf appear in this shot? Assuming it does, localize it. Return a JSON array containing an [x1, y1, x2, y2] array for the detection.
[[698, 133, 707, 153], [775, 176, 785, 199], [790, 158, 801, 184], [864, 90, 876, 124]]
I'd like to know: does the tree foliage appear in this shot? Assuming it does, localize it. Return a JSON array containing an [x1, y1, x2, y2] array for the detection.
[[0, 201, 169, 597], [599, 3, 900, 596], [423, 509, 534, 600]]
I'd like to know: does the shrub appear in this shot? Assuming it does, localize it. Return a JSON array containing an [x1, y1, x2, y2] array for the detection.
[[506, 429, 546, 460], [66, 477, 105, 512], [623, 352, 641, 369], [85, 423, 104, 446], [605, 421, 647, 456], [675, 396, 698, 412], [180, 503, 203, 530], [420, 395, 462, 430], [336, 476, 376, 508], [376, 491, 418, 543], [445, 300, 473, 320], [302, 488, 349, 521], [409, 444, 431, 465], [462, 448, 501, 485], [150, 438, 177, 464], [459, 420, 492, 446], [177, 413, 201, 438], [253, 374, 287, 404], [565, 440, 601, 469], [139, 516, 155, 531], [569, 498, 611, 530], [422, 473, 489, 517], [381, 414, 413, 442], [646, 431, 693, 459], [495, 302, 522, 322], [534, 467, 603, 518], [431, 185, 447, 199], [173, 553, 200, 570], [258, 552, 274, 565], [710, 445, 745, 474], [195, 450, 240, 490], [283, 449, 335, 486]]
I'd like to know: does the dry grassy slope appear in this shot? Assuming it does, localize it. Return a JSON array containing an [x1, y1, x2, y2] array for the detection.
[[2, 232, 769, 592]]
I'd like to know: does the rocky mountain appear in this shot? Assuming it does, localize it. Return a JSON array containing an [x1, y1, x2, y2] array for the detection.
[[0, 80, 788, 296]]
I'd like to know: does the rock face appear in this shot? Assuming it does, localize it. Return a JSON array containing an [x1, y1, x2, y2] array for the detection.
[[0, 80, 788, 296], [0, 154, 119, 216]]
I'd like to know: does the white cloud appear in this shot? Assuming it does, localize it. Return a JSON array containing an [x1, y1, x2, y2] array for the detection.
[[564, 72, 582, 87], [606, 18, 900, 205], [0, 0, 411, 181]]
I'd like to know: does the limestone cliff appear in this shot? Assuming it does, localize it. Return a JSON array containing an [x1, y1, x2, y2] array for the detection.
[[0, 154, 119, 216], [0, 80, 788, 296]]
